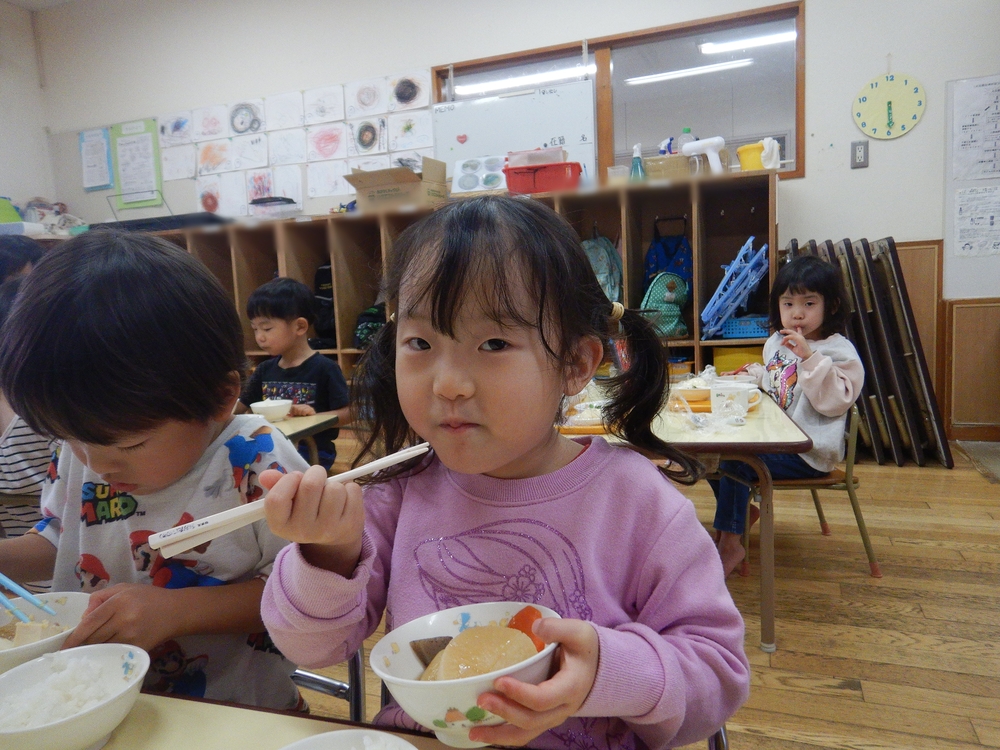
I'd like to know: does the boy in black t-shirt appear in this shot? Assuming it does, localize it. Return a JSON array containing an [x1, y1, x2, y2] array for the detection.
[[236, 278, 350, 469]]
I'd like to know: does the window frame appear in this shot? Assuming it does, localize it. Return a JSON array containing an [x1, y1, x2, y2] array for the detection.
[[432, 1, 805, 182]]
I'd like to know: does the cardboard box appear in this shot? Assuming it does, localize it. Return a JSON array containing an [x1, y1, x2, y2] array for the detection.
[[344, 157, 448, 211]]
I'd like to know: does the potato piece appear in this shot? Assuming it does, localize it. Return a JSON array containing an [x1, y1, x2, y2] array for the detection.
[[419, 625, 537, 681]]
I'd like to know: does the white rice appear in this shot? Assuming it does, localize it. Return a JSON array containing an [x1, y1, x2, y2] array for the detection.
[[0, 653, 114, 732]]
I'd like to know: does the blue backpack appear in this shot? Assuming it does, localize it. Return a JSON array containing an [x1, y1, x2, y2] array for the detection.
[[644, 218, 693, 294]]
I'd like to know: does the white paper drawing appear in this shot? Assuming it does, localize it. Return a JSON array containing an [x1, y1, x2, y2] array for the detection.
[[197, 175, 221, 213], [307, 123, 348, 161], [304, 84, 345, 125], [273, 165, 303, 208], [158, 111, 193, 147], [231, 133, 269, 170], [389, 147, 435, 171], [387, 70, 431, 111], [348, 155, 391, 173], [347, 117, 387, 156], [161, 144, 196, 181], [265, 91, 305, 131], [387, 110, 433, 151], [345, 77, 389, 118], [246, 168, 274, 203], [197, 172, 247, 216], [197, 138, 233, 175], [229, 99, 266, 135], [307, 159, 350, 197], [192, 105, 229, 142], [269, 128, 308, 166]]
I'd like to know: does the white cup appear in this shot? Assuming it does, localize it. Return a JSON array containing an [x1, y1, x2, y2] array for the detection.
[[710, 384, 761, 413]]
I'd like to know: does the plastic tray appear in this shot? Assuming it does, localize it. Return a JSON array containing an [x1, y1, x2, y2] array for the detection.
[[721, 314, 769, 339], [503, 162, 582, 194]]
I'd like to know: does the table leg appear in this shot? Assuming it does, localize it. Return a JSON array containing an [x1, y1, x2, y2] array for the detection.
[[303, 437, 320, 466], [724, 453, 776, 653]]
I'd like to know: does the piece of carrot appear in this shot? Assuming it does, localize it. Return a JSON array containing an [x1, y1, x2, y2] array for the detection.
[[508, 605, 545, 652]]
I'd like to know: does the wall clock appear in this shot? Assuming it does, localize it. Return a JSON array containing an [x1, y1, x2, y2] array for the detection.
[[853, 73, 925, 139]]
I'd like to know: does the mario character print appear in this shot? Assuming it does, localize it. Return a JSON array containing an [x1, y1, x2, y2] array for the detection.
[[129, 513, 224, 589], [147, 640, 210, 697]]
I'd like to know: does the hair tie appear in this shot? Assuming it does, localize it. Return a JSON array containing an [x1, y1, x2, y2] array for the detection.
[[388, 312, 396, 323], [610, 302, 625, 322]]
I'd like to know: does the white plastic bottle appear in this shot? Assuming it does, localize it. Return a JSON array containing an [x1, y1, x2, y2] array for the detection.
[[672, 128, 696, 154]]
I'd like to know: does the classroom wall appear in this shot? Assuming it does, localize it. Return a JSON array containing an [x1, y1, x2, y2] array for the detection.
[[0, 1, 55, 206], [20, 0, 1000, 297]]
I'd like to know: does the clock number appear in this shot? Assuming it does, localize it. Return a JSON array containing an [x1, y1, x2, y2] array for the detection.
[[912, 114, 917, 120], [900, 124, 906, 131], [885, 74, 894, 81], [917, 100, 923, 107], [904, 79, 908, 85], [856, 111, 862, 118], [861, 121, 866, 128], [858, 96, 867, 103], [871, 127, 878, 134], [913, 87, 919, 93], [886, 130, 891, 136], [870, 82, 879, 89]]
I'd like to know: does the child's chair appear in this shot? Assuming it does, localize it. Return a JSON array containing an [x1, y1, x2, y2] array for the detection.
[[707, 725, 729, 749], [290, 648, 366, 721], [755, 405, 882, 578]]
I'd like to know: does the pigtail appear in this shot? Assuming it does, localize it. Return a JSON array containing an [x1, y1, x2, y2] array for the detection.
[[349, 317, 428, 482], [602, 309, 705, 485]]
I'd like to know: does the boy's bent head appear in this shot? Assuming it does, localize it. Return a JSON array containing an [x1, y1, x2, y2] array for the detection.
[[246, 277, 316, 324], [0, 230, 247, 444]]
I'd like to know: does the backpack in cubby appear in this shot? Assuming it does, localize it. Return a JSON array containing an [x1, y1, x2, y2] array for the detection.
[[640, 271, 689, 338]]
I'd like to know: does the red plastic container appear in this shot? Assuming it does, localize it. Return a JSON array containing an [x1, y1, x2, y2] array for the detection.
[[503, 162, 583, 194]]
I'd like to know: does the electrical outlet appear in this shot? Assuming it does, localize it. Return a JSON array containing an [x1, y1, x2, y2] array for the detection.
[[851, 140, 869, 169]]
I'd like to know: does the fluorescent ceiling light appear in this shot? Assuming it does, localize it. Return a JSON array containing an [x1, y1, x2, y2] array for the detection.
[[454, 64, 596, 96], [699, 30, 796, 54], [625, 58, 753, 86]]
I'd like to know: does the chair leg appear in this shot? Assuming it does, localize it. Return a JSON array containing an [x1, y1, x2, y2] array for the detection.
[[811, 490, 831, 535], [846, 484, 882, 578], [707, 724, 729, 749], [348, 649, 366, 722]]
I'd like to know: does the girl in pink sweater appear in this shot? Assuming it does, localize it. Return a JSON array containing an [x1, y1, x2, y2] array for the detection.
[[712, 255, 864, 576], [260, 196, 749, 749]]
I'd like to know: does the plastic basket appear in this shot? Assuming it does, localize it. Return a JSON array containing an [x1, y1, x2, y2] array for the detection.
[[503, 162, 582, 194], [721, 314, 769, 339]]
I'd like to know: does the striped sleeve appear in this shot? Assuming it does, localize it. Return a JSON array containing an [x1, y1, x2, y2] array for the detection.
[[0, 418, 56, 495]]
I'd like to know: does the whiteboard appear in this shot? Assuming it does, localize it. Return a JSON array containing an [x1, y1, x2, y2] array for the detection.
[[432, 80, 596, 183]]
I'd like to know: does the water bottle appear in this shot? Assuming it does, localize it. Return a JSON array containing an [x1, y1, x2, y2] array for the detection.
[[630, 144, 646, 181], [673, 128, 696, 154]]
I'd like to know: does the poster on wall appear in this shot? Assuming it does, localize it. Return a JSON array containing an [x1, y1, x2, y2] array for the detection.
[[951, 73, 1000, 181], [954, 186, 1000, 256], [387, 70, 431, 111], [111, 119, 162, 209], [80, 128, 114, 191]]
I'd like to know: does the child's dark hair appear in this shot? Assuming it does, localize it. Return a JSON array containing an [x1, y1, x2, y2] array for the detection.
[[246, 277, 316, 325], [769, 255, 850, 337], [0, 277, 23, 331], [0, 235, 44, 282], [0, 230, 247, 444], [352, 195, 703, 485]]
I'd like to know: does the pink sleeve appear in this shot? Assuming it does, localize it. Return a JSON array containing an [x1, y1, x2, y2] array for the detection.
[[577, 495, 750, 747], [797, 351, 865, 416], [745, 362, 766, 387]]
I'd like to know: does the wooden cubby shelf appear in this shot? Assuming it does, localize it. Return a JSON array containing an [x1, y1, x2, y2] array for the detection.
[[153, 171, 776, 378]]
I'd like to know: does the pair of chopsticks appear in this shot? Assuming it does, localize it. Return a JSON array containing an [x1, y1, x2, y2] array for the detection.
[[148, 442, 430, 559], [0, 571, 57, 624]]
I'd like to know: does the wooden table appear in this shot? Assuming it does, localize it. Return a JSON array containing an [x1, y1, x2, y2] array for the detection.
[[651, 396, 812, 653], [274, 414, 339, 465], [106, 693, 446, 750]]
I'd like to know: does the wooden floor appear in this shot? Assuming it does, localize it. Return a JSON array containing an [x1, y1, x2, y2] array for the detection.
[[302, 436, 1000, 749]]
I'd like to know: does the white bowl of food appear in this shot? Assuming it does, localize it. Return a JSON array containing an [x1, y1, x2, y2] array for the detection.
[[370, 602, 560, 748], [0, 591, 91, 674], [250, 398, 293, 422], [278, 728, 420, 750], [0, 643, 149, 750]]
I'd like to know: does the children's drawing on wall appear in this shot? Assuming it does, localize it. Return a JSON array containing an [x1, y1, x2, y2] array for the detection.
[[161, 144, 196, 181], [265, 91, 305, 130], [231, 133, 269, 170], [389, 148, 435, 171], [158, 111, 193, 147], [307, 123, 348, 161], [304, 84, 345, 125], [245, 168, 274, 203], [307, 159, 350, 197], [388, 110, 432, 151], [348, 155, 391, 173], [198, 172, 248, 216], [197, 139, 232, 175], [269, 128, 308, 166], [347, 117, 387, 156], [229, 100, 265, 135], [272, 165, 303, 208], [388, 70, 431, 111], [345, 77, 388, 118], [197, 174, 221, 213], [192, 105, 229, 142]]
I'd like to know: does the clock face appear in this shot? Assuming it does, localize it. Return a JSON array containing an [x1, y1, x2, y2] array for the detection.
[[853, 73, 925, 140]]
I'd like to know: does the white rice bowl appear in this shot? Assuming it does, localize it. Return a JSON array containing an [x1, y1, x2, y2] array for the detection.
[[0, 643, 149, 750], [0, 591, 91, 674]]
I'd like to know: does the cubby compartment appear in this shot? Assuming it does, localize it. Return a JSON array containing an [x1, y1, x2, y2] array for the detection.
[[187, 227, 236, 305], [154, 230, 188, 251], [329, 215, 383, 369], [230, 224, 279, 351]]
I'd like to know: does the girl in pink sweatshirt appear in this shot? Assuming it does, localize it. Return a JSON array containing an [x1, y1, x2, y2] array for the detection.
[[259, 196, 750, 749], [712, 255, 864, 576]]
